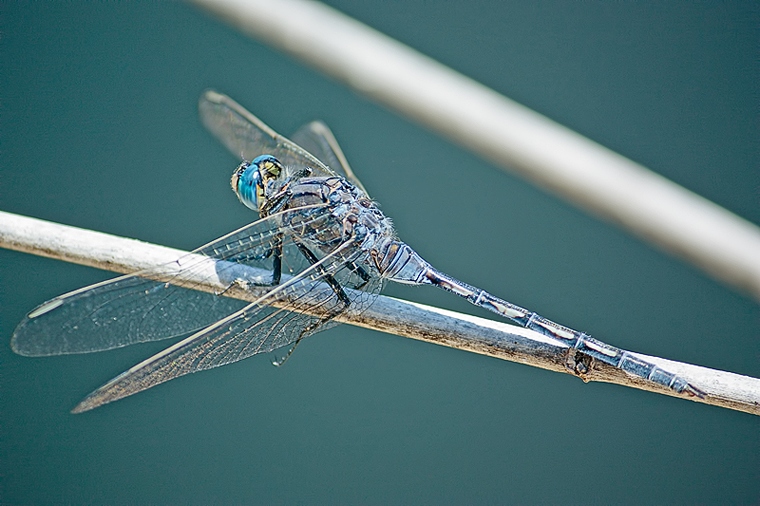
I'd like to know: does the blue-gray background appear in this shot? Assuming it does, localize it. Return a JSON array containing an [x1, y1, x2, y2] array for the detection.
[[1, 2, 758, 504]]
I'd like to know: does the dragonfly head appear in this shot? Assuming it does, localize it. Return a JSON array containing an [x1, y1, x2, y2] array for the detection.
[[231, 154, 284, 213]]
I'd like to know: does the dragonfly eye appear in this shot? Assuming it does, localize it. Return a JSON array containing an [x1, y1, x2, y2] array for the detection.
[[231, 161, 263, 212], [252, 154, 283, 182], [231, 155, 285, 213], [252, 169, 263, 187]]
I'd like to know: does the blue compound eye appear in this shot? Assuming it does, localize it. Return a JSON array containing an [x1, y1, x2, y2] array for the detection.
[[252, 154, 283, 180], [232, 155, 284, 213], [232, 161, 261, 211]]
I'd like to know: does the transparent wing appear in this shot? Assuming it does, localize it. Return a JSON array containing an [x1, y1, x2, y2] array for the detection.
[[199, 90, 338, 179], [291, 121, 369, 195], [11, 204, 334, 356], [72, 236, 384, 412]]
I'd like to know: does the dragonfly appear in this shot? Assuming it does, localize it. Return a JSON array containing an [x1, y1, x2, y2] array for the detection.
[[11, 90, 704, 412]]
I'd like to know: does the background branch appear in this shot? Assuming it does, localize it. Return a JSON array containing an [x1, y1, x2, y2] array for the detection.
[[191, 0, 760, 301]]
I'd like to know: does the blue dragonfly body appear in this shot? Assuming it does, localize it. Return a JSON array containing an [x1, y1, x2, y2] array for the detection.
[[11, 91, 703, 412]]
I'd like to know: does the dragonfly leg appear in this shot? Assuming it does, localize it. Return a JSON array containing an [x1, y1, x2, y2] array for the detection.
[[272, 312, 335, 367], [215, 235, 283, 297], [272, 338, 301, 367], [293, 240, 351, 307], [270, 234, 283, 286], [272, 240, 352, 367], [261, 169, 313, 216], [261, 192, 291, 216], [347, 261, 372, 290]]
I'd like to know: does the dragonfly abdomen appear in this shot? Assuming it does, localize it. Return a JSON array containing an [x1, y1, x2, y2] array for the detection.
[[371, 240, 433, 284]]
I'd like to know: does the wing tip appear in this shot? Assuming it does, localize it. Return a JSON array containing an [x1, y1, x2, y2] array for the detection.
[[10, 325, 44, 357], [70, 383, 122, 414], [70, 402, 92, 414]]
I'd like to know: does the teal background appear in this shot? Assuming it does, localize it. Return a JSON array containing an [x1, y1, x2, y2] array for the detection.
[[1, 2, 758, 504]]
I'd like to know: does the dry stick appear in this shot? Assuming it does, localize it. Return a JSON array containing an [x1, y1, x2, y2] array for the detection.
[[191, 0, 760, 301], [2, 210, 758, 416]]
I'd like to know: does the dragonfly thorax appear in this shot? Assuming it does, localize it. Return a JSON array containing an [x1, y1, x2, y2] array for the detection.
[[233, 154, 430, 285]]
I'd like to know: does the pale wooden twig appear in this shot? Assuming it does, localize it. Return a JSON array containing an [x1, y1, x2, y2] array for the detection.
[[2, 210, 758, 415], [190, 0, 760, 301]]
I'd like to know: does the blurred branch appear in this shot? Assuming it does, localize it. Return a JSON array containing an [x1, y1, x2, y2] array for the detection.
[[2, 210, 758, 415], [191, 0, 760, 301]]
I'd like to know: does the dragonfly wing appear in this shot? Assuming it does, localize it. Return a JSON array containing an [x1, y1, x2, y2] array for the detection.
[[12, 275, 246, 357], [72, 236, 384, 412], [291, 121, 369, 196], [199, 90, 338, 178], [11, 204, 333, 356]]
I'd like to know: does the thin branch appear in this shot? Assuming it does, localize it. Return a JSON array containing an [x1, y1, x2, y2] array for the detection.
[[190, 0, 760, 301], [2, 210, 758, 416]]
